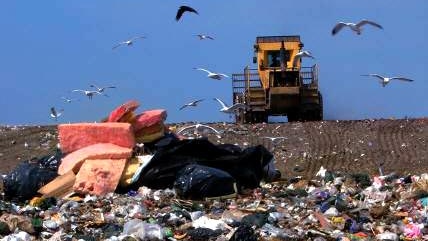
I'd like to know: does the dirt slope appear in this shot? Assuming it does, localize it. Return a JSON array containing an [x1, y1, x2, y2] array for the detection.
[[0, 118, 427, 178]]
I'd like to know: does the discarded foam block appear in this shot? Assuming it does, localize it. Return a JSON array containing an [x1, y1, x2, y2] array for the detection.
[[107, 100, 140, 123], [58, 143, 133, 175], [73, 158, 127, 196], [58, 123, 135, 154], [133, 109, 167, 132]]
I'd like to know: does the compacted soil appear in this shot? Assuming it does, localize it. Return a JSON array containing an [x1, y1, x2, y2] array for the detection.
[[1, 118, 427, 179]]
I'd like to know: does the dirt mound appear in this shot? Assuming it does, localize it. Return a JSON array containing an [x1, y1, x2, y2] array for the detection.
[[0, 118, 427, 178]]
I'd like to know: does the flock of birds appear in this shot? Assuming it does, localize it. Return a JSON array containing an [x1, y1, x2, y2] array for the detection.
[[297, 19, 415, 86], [49, 4, 415, 145], [50, 84, 116, 121], [49, 6, 221, 122], [333, 20, 414, 86]]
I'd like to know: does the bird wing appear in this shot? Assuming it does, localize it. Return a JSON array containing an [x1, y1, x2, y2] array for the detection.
[[89, 84, 100, 90], [177, 125, 196, 134], [362, 74, 385, 80], [218, 73, 229, 78], [179, 104, 189, 110], [356, 20, 383, 29], [199, 125, 221, 135], [390, 77, 414, 82], [72, 89, 85, 93], [303, 51, 315, 58], [213, 98, 228, 109], [131, 36, 146, 41], [206, 36, 214, 40], [50, 107, 57, 116], [195, 68, 212, 75], [176, 6, 198, 21], [229, 103, 247, 111], [97, 91, 110, 97], [112, 43, 124, 50], [332, 22, 347, 35], [194, 99, 205, 104]]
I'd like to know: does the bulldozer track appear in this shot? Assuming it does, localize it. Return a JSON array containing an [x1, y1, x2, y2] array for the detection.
[[270, 119, 428, 178]]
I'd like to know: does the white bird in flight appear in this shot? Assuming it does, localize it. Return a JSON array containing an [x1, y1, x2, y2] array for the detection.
[[61, 97, 79, 103], [194, 68, 229, 80], [195, 34, 214, 40], [72, 89, 107, 100], [361, 74, 414, 87], [332, 19, 383, 35], [112, 36, 146, 50], [213, 98, 248, 114], [90, 84, 116, 93], [177, 123, 221, 138], [179, 99, 204, 110], [50, 107, 63, 121], [293, 50, 315, 67]]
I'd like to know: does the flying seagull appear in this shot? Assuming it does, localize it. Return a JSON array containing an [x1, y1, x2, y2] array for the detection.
[[177, 123, 221, 138], [332, 19, 383, 35], [361, 74, 414, 87], [195, 34, 214, 40], [61, 97, 79, 103], [90, 84, 116, 93], [50, 107, 63, 121], [293, 50, 315, 67], [194, 68, 229, 80], [176, 6, 198, 21], [112, 36, 146, 50], [72, 89, 106, 100], [213, 98, 247, 114], [180, 99, 204, 110]]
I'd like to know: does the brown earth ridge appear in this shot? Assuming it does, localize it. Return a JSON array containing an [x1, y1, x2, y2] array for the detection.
[[0, 118, 427, 179]]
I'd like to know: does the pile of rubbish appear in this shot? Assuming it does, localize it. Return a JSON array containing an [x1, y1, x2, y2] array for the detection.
[[3, 167, 428, 240], [2, 101, 428, 240]]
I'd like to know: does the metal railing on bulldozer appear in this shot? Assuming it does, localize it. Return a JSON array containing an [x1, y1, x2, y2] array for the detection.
[[232, 66, 262, 104]]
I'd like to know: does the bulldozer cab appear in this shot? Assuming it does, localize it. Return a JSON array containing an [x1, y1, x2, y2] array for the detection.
[[232, 35, 323, 123]]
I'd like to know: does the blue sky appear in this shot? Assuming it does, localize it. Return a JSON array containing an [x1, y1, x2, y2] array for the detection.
[[0, 1, 427, 125]]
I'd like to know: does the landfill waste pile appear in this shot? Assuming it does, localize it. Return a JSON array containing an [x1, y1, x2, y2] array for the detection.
[[1, 101, 428, 240], [2, 166, 428, 240]]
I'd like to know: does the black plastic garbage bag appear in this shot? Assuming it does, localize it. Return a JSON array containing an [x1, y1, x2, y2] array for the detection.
[[132, 138, 274, 191], [230, 224, 257, 241], [174, 164, 236, 199], [3, 150, 62, 200]]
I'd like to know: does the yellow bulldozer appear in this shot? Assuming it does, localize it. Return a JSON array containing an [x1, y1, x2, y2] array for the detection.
[[232, 35, 323, 123]]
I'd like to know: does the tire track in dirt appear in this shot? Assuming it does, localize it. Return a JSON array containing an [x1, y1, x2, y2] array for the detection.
[[303, 121, 339, 178], [376, 120, 397, 171], [376, 119, 415, 174], [394, 120, 413, 171], [335, 121, 358, 173], [396, 120, 426, 172]]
